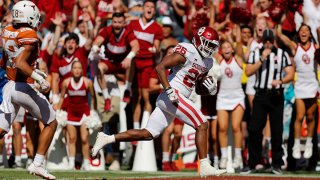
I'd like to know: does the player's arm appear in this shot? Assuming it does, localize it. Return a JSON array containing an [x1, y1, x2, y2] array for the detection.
[[56, 78, 68, 110], [15, 45, 36, 76], [156, 53, 186, 90], [15, 45, 48, 91], [86, 78, 97, 110]]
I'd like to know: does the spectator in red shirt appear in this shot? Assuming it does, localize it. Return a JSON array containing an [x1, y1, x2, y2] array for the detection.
[[127, 0, 163, 130], [51, 31, 93, 109], [92, 12, 139, 111]]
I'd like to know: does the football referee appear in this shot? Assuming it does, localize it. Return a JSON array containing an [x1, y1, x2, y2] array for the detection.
[[242, 29, 294, 174]]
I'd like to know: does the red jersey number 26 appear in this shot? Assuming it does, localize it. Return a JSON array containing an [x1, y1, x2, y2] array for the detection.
[[174, 45, 187, 56]]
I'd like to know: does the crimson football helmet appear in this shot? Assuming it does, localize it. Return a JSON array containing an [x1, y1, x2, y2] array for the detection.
[[192, 26, 220, 58]]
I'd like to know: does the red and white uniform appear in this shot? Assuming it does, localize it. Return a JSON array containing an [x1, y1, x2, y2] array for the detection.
[[96, 0, 113, 18], [145, 43, 213, 137], [294, 43, 318, 99], [51, 47, 89, 110], [98, 25, 136, 73], [50, 47, 89, 83], [128, 18, 163, 88], [0, 25, 55, 132], [66, 77, 90, 126], [246, 39, 263, 95], [217, 57, 245, 110]]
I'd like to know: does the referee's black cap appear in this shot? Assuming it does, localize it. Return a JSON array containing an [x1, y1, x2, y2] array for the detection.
[[262, 29, 275, 43]]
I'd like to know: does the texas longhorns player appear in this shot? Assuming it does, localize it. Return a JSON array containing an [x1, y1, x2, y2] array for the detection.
[[92, 26, 226, 177], [0, 1, 56, 179]]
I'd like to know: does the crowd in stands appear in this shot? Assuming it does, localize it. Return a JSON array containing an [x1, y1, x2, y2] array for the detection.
[[0, 0, 319, 174]]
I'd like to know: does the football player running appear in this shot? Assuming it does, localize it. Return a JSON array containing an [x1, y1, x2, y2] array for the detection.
[[92, 26, 226, 177], [0, 1, 57, 179]]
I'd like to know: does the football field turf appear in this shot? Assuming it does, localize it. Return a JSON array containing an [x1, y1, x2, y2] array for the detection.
[[0, 169, 320, 180]]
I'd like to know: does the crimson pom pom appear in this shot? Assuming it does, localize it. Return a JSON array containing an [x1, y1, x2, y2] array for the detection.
[[230, 7, 252, 25], [315, 48, 320, 65], [191, 12, 209, 35], [195, 0, 204, 9], [288, 0, 303, 11], [268, 1, 286, 23]]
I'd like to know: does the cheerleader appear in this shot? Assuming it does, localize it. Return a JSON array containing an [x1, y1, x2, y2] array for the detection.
[[57, 61, 97, 170], [277, 23, 319, 159], [216, 41, 245, 170]]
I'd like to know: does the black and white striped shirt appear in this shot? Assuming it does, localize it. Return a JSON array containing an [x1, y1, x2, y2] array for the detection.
[[248, 47, 292, 90]]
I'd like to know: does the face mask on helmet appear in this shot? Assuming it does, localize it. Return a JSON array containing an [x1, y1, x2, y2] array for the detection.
[[193, 27, 220, 58], [198, 36, 219, 58]]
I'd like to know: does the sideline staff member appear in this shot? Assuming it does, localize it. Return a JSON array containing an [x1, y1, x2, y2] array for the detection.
[[244, 29, 294, 174]]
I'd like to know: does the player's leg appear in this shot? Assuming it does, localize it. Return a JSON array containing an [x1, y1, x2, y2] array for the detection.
[[66, 124, 77, 169], [303, 98, 317, 159], [173, 93, 226, 176], [80, 123, 90, 170], [97, 61, 112, 111], [92, 107, 172, 157], [12, 83, 57, 179], [217, 109, 229, 169], [25, 117, 37, 167], [162, 121, 174, 171], [231, 105, 244, 169]]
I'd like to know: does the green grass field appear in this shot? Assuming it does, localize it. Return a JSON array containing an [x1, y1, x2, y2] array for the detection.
[[0, 169, 319, 179], [0, 169, 196, 179]]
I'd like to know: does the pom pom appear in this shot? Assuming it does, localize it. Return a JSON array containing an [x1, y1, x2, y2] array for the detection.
[[230, 7, 252, 25], [191, 12, 209, 36], [288, 0, 303, 12], [56, 110, 68, 127], [84, 110, 102, 134], [268, 1, 286, 23]]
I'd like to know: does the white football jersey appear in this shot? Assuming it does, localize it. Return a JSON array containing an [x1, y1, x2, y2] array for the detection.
[[169, 43, 214, 98]]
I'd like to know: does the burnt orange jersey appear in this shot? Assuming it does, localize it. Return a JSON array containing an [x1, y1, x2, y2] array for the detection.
[[1, 25, 39, 83]]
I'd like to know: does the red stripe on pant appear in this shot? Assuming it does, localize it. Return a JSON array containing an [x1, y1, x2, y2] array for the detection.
[[177, 93, 204, 125], [177, 104, 198, 127]]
